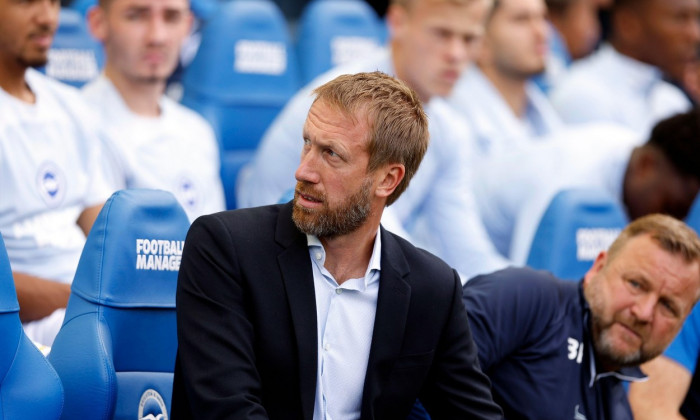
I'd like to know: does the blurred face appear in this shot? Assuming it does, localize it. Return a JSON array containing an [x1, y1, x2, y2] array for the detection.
[[637, 0, 700, 81], [390, 0, 491, 101], [550, 0, 601, 60], [89, 0, 192, 84], [0, 0, 60, 68], [481, 0, 549, 79], [293, 100, 377, 238], [584, 234, 700, 371], [624, 150, 700, 221]]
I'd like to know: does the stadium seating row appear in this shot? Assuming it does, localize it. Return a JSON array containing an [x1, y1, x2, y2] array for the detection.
[[3, 187, 700, 417]]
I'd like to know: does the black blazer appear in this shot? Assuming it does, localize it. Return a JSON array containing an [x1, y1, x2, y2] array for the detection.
[[171, 202, 502, 419]]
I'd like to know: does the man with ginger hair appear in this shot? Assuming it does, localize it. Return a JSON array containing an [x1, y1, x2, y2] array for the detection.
[[172, 72, 503, 419], [238, 0, 509, 281], [464, 214, 700, 419]]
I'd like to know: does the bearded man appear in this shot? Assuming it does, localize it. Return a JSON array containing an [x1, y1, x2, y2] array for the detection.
[[463, 213, 700, 420], [171, 71, 503, 420]]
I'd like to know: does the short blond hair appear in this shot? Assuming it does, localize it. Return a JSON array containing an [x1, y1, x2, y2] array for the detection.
[[608, 214, 700, 264], [312, 71, 429, 206]]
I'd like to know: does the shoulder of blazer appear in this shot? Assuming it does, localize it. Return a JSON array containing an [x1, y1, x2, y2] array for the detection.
[[380, 227, 457, 290]]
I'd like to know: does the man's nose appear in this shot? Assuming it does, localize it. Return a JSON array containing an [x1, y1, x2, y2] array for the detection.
[[295, 149, 321, 184]]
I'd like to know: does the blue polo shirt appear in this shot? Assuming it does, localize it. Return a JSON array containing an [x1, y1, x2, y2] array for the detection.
[[463, 267, 646, 420]]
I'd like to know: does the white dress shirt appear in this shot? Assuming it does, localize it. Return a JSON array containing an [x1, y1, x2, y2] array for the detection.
[[308, 230, 381, 420]]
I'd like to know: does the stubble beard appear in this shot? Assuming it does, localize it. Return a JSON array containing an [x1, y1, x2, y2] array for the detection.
[[587, 280, 660, 369], [292, 178, 373, 239]]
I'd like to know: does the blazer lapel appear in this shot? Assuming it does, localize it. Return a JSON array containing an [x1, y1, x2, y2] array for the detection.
[[276, 203, 318, 420], [361, 228, 411, 418]]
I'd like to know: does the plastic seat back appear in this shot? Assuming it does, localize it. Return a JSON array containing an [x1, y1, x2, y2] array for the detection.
[[685, 193, 700, 235], [181, 0, 300, 152], [0, 234, 64, 420], [40, 8, 104, 88], [526, 188, 628, 281], [296, 0, 383, 84], [48, 189, 190, 420]]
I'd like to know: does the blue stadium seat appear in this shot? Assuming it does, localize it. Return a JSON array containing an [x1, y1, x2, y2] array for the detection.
[[190, 0, 219, 19], [181, 0, 300, 209], [296, 0, 383, 84], [526, 188, 628, 281], [0, 234, 64, 420], [40, 8, 104, 88], [181, 0, 299, 152], [68, 0, 96, 17], [221, 149, 256, 211], [685, 193, 700, 234], [48, 189, 190, 420]]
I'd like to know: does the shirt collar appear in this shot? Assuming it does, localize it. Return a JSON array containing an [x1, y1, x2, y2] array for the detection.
[[305, 227, 382, 289], [579, 281, 649, 387]]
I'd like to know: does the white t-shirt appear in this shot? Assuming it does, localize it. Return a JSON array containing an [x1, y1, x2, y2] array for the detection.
[[550, 44, 691, 135], [83, 75, 225, 222], [0, 69, 112, 283], [0, 69, 113, 346]]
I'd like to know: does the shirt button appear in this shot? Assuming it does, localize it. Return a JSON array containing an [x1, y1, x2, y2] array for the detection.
[[335, 288, 343, 295], [315, 252, 322, 260], [324, 343, 330, 351]]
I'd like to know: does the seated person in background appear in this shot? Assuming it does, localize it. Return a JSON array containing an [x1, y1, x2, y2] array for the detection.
[[547, 0, 602, 61], [0, 0, 112, 346], [535, 0, 603, 92], [239, 0, 509, 281], [84, 0, 225, 222], [448, 0, 564, 159], [472, 110, 700, 263], [172, 72, 504, 420], [464, 214, 700, 419], [550, 0, 699, 134], [628, 304, 700, 419]]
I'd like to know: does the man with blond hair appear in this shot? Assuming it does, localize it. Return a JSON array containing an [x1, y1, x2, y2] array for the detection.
[[172, 72, 503, 420], [238, 0, 509, 281], [464, 214, 700, 419]]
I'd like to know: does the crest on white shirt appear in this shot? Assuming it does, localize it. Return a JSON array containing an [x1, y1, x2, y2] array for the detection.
[[36, 162, 65, 208]]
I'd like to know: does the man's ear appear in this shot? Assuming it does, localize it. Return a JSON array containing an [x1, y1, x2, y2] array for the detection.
[[386, 3, 409, 41], [374, 164, 405, 200], [583, 250, 607, 287], [86, 6, 108, 43], [630, 147, 659, 181]]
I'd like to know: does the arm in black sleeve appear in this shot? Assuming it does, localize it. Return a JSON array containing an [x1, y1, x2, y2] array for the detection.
[[172, 214, 269, 420]]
